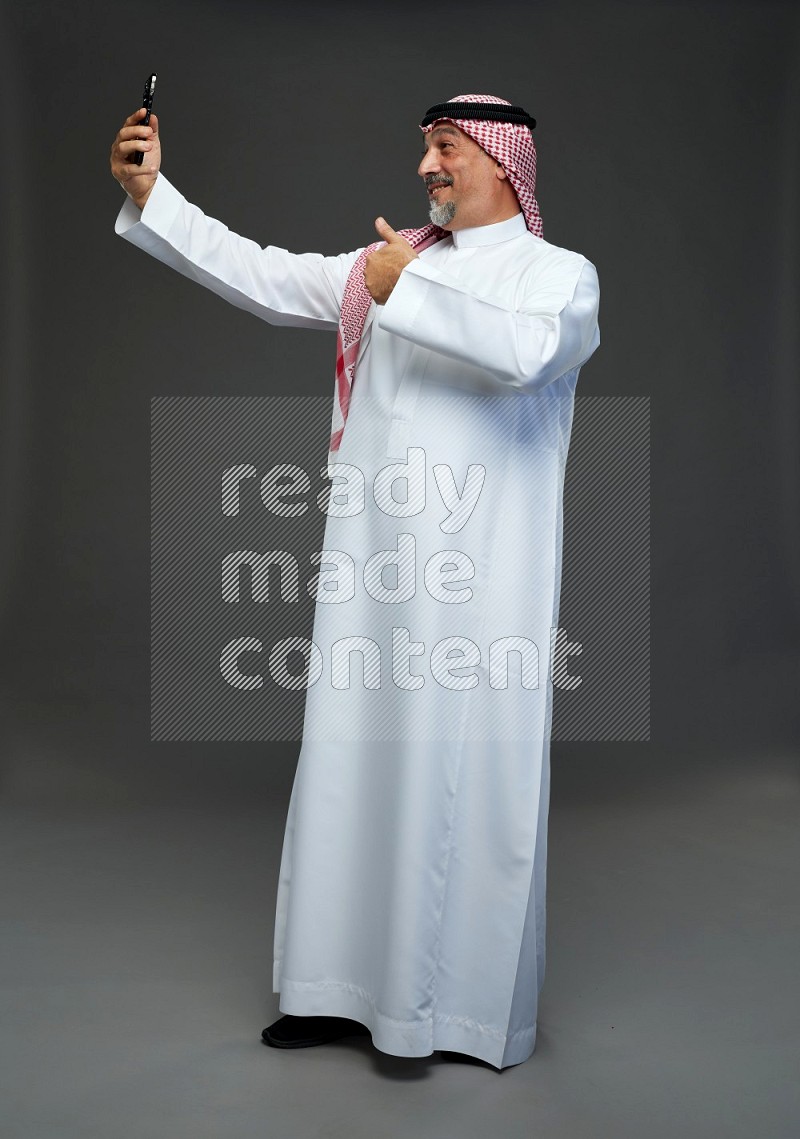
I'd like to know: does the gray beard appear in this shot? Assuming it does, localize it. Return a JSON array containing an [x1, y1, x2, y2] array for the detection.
[[429, 199, 456, 227]]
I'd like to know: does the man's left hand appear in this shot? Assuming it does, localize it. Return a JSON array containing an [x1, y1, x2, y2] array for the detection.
[[364, 218, 418, 305]]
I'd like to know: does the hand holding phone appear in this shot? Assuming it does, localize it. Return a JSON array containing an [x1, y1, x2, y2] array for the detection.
[[110, 74, 161, 210], [134, 74, 157, 165]]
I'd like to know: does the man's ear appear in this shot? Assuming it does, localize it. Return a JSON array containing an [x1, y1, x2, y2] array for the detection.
[[496, 163, 509, 181]]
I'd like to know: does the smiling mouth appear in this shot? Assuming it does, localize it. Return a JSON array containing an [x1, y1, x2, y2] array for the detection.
[[427, 182, 452, 197]]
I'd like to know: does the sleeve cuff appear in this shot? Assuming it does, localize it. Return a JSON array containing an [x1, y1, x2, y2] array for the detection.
[[114, 173, 184, 242], [378, 256, 439, 340]]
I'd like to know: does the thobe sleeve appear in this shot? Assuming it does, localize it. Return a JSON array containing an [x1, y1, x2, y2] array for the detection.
[[114, 174, 360, 330], [377, 255, 600, 391]]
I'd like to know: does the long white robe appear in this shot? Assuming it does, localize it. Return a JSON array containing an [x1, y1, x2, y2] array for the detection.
[[116, 175, 600, 1068]]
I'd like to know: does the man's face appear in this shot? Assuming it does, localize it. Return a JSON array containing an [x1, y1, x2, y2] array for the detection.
[[418, 123, 512, 230]]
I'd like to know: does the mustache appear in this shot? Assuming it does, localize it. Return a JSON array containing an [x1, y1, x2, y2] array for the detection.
[[424, 174, 454, 188]]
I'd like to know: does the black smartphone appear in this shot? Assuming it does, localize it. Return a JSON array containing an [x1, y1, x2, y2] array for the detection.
[[134, 73, 157, 166]]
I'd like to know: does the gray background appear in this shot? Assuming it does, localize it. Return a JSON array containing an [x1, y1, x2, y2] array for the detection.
[[1, 1, 798, 1137]]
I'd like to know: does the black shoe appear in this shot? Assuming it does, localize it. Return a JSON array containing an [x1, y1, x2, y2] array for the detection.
[[261, 1014, 370, 1049]]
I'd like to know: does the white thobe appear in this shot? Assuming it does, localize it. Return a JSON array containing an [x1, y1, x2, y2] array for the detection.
[[116, 174, 600, 1068]]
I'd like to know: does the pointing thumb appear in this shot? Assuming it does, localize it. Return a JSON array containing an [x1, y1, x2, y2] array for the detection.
[[374, 216, 402, 243]]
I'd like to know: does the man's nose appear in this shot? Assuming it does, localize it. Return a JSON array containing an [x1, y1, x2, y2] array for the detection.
[[418, 150, 440, 178]]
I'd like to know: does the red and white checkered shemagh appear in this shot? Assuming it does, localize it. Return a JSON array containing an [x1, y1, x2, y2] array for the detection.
[[327, 94, 542, 470]]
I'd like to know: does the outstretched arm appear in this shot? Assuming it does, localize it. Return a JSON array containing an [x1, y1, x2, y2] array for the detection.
[[110, 108, 358, 330]]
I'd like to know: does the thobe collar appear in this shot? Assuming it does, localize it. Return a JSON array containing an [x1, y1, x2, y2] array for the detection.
[[450, 210, 528, 249]]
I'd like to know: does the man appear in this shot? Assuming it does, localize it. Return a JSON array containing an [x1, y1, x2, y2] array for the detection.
[[110, 93, 600, 1069]]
